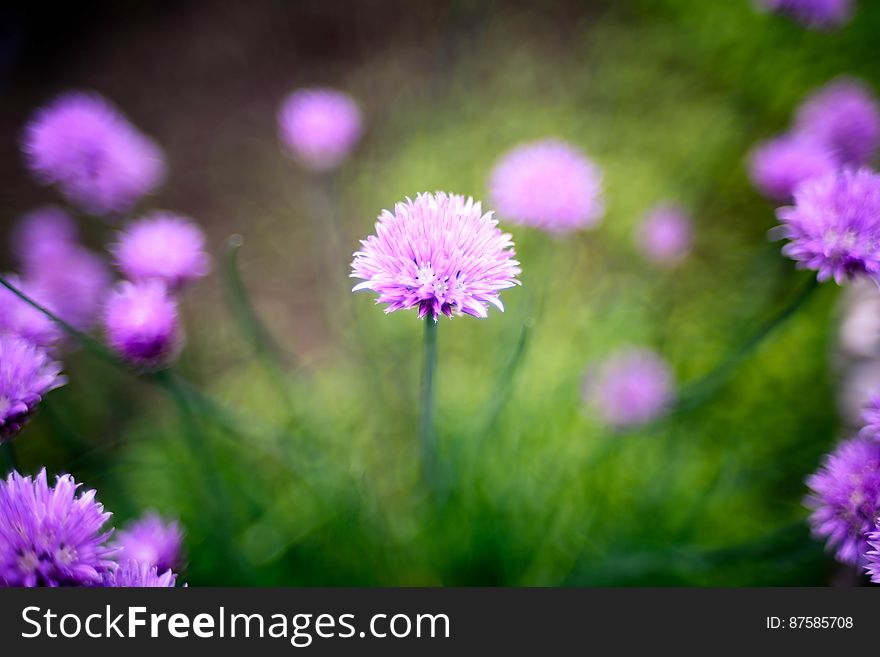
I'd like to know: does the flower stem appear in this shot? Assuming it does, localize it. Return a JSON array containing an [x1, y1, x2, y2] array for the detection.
[[419, 317, 439, 489], [1, 442, 17, 475]]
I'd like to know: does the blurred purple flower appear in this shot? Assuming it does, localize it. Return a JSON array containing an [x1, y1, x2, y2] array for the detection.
[[748, 135, 837, 202], [351, 192, 521, 320], [12, 206, 78, 261], [860, 393, 880, 440], [489, 139, 604, 233], [111, 212, 210, 290], [278, 88, 363, 172], [22, 92, 165, 216], [102, 560, 177, 588], [0, 469, 115, 587], [635, 204, 694, 266], [806, 435, 880, 566], [795, 77, 880, 167], [103, 280, 182, 369], [756, 0, 853, 29], [585, 349, 675, 428], [775, 168, 880, 284], [866, 522, 880, 583], [115, 511, 183, 572], [0, 335, 65, 441], [0, 275, 64, 349]]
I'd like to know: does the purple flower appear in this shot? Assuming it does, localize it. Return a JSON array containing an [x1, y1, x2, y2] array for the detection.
[[114, 511, 183, 572], [806, 436, 880, 566], [489, 139, 604, 233], [0, 469, 115, 587], [585, 348, 675, 428], [756, 0, 853, 29], [860, 394, 880, 440], [775, 168, 880, 284], [795, 77, 880, 167], [0, 335, 65, 441], [22, 92, 165, 216], [111, 213, 210, 289], [102, 560, 177, 588], [103, 280, 182, 369], [0, 275, 64, 349], [866, 522, 880, 583], [748, 135, 837, 202], [12, 206, 78, 261], [635, 204, 694, 266], [351, 192, 521, 320], [278, 88, 363, 172]]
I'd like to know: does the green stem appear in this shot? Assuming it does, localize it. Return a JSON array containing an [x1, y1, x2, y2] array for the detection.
[[676, 277, 819, 412], [1, 442, 18, 474], [419, 317, 439, 488]]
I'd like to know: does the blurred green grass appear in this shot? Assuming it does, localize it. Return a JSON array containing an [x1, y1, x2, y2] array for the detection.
[[12, 0, 879, 585]]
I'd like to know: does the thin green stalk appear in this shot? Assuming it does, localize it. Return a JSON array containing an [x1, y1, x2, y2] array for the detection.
[[1, 442, 18, 474], [419, 317, 439, 489]]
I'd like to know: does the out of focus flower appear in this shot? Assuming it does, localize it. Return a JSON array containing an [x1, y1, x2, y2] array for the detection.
[[351, 192, 521, 320], [585, 348, 674, 428], [0, 275, 64, 349], [775, 168, 880, 284], [0, 469, 115, 587], [102, 560, 177, 588], [860, 394, 880, 440], [0, 335, 65, 441], [489, 139, 604, 233], [278, 88, 363, 172], [12, 206, 78, 262], [635, 204, 694, 266], [111, 213, 210, 289], [756, 0, 853, 29], [115, 512, 183, 572], [22, 92, 165, 216], [866, 522, 880, 583], [103, 281, 182, 369], [795, 77, 880, 166], [748, 135, 837, 202], [806, 435, 880, 565]]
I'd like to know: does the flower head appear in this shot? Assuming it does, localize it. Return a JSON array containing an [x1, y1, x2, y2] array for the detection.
[[775, 168, 880, 284], [102, 560, 177, 588], [12, 206, 78, 262], [806, 436, 880, 565], [748, 135, 837, 202], [0, 275, 64, 349], [489, 139, 604, 233], [111, 213, 210, 289], [114, 511, 183, 572], [22, 92, 165, 216], [351, 192, 521, 320], [103, 280, 182, 369], [585, 348, 674, 428], [795, 78, 880, 167], [860, 393, 880, 440], [0, 469, 115, 586], [866, 521, 880, 583], [635, 204, 694, 266], [0, 335, 65, 440], [756, 0, 853, 29], [278, 88, 363, 172]]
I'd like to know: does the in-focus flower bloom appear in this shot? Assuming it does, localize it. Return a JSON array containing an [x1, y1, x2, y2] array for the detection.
[[103, 281, 182, 368], [860, 393, 880, 440], [114, 511, 183, 572], [0, 469, 115, 587], [278, 88, 363, 172], [748, 135, 837, 202], [806, 436, 880, 565], [635, 204, 694, 266], [489, 139, 604, 233], [795, 77, 880, 166], [22, 92, 165, 216], [0, 335, 65, 441], [756, 0, 853, 29], [866, 522, 880, 583], [102, 560, 177, 588], [775, 168, 880, 284], [0, 275, 64, 349], [585, 348, 674, 428], [111, 213, 210, 289], [351, 192, 521, 320]]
